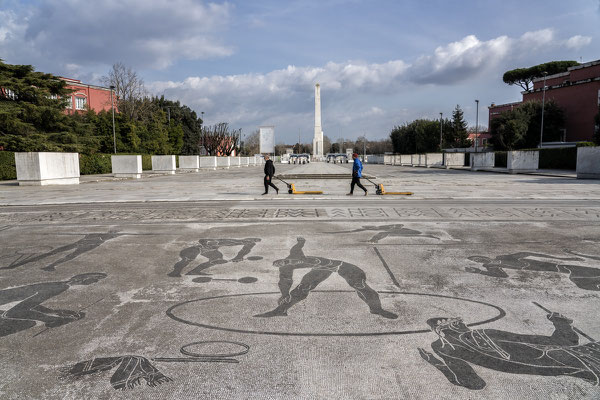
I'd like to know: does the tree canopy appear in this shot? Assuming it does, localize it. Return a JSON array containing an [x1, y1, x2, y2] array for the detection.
[[489, 100, 565, 150], [502, 61, 579, 91]]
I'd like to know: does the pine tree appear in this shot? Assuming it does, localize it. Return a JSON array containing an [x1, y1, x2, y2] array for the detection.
[[451, 105, 470, 148]]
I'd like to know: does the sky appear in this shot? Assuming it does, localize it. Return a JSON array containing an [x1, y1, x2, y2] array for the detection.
[[1, 0, 598, 144]]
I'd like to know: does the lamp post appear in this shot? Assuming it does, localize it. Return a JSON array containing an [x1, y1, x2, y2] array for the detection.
[[200, 111, 205, 155], [439, 112, 443, 151], [475, 99, 479, 152], [540, 71, 548, 148], [110, 85, 116, 154]]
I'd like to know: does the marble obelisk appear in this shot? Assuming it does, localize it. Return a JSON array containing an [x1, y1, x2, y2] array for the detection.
[[312, 83, 324, 157]]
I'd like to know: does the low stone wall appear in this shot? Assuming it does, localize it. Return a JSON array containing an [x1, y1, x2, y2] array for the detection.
[[240, 157, 250, 167], [411, 154, 426, 167], [15, 152, 80, 185], [111, 155, 142, 178], [199, 156, 217, 170], [576, 146, 600, 179], [384, 154, 393, 165], [400, 154, 412, 166], [507, 150, 539, 174], [470, 152, 494, 171], [151, 155, 176, 174], [444, 153, 464, 168], [425, 153, 443, 168], [216, 157, 230, 169], [178, 155, 200, 172]]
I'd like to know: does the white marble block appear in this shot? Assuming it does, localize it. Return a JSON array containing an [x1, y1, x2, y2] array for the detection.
[[444, 153, 465, 168], [111, 155, 142, 178], [425, 153, 444, 168], [470, 152, 495, 171], [217, 157, 231, 168], [400, 154, 412, 166], [15, 152, 80, 185], [507, 151, 539, 174], [576, 146, 600, 179], [178, 156, 200, 172], [199, 156, 217, 170], [230, 156, 241, 167], [151, 155, 176, 174]]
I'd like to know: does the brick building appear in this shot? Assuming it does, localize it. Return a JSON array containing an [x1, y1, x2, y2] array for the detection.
[[60, 78, 115, 114], [488, 59, 600, 143]]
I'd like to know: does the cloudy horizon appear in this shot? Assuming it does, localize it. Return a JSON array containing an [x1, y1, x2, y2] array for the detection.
[[1, 0, 597, 144]]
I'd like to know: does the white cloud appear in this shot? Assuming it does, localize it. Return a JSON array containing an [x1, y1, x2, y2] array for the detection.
[[147, 29, 591, 142], [0, 0, 233, 70], [563, 35, 592, 49]]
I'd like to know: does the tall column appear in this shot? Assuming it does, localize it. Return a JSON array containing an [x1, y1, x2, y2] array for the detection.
[[313, 83, 324, 157]]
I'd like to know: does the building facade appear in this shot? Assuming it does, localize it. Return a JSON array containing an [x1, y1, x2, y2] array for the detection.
[[488, 59, 600, 143], [61, 78, 115, 114]]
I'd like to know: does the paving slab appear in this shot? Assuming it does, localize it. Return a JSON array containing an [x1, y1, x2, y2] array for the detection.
[[0, 163, 599, 399]]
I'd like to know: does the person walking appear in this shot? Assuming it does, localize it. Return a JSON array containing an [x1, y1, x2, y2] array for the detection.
[[263, 155, 279, 195], [348, 153, 367, 196]]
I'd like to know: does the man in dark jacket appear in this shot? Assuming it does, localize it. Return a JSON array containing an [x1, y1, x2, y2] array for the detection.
[[348, 153, 367, 195], [263, 155, 279, 195]]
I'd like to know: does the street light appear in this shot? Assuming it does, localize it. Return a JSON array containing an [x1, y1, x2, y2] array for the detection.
[[439, 112, 443, 151], [539, 71, 548, 148], [475, 100, 479, 152], [110, 85, 116, 154], [200, 111, 205, 155]]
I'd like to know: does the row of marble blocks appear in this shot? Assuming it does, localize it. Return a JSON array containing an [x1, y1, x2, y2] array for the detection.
[[14, 153, 264, 185], [383, 148, 600, 178]]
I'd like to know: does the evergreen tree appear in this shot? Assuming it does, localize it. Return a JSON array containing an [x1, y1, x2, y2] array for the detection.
[[450, 105, 470, 148]]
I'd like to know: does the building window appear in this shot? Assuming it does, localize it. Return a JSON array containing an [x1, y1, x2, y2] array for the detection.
[[5, 89, 16, 100], [64, 96, 72, 109], [75, 96, 86, 110], [49, 94, 58, 100]]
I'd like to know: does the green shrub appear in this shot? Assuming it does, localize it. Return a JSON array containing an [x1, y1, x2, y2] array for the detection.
[[0, 151, 17, 180], [494, 151, 507, 168], [576, 142, 596, 147], [142, 154, 152, 170], [79, 153, 112, 175], [539, 147, 576, 170]]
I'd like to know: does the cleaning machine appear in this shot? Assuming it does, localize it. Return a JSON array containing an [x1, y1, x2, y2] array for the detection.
[[363, 177, 413, 196], [275, 176, 323, 195]]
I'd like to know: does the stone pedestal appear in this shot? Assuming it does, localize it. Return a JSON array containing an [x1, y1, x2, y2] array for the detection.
[[576, 147, 600, 179], [470, 152, 494, 171], [217, 157, 231, 169], [444, 153, 465, 169], [15, 152, 80, 185], [178, 156, 200, 172], [151, 155, 176, 174], [507, 151, 539, 174], [230, 156, 241, 167], [400, 154, 412, 166], [111, 155, 142, 178], [200, 156, 217, 170], [425, 153, 443, 168]]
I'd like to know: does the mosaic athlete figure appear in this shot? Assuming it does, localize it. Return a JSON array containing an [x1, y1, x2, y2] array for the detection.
[[0, 273, 106, 337], [168, 238, 262, 277], [419, 313, 600, 390], [254, 237, 397, 319], [329, 224, 439, 243], [1, 233, 125, 272], [466, 252, 600, 291]]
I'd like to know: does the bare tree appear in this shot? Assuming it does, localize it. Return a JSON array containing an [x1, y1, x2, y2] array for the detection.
[[201, 123, 240, 156], [101, 62, 147, 120]]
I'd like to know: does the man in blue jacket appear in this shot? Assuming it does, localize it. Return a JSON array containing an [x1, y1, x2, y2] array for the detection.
[[348, 153, 368, 195]]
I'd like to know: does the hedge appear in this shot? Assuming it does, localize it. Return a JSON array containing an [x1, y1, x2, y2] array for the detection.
[[0, 151, 17, 180], [494, 152, 507, 168], [539, 147, 576, 170], [79, 153, 112, 175]]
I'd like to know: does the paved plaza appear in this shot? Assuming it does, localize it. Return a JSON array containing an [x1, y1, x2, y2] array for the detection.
[[1, 163, 600, 399]]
